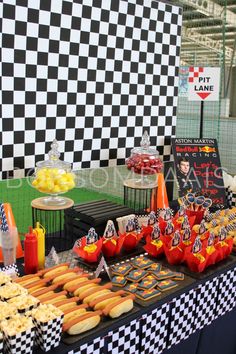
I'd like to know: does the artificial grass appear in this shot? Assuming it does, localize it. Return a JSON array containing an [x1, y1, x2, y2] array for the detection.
[[0, 177, 123, 235]]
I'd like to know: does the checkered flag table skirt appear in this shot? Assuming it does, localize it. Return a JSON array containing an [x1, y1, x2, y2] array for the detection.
[[72, 337, 105, 354], [216, 268, 236, 317], [225, 187, 236, 207], [107, 319, 140, 354], [140, 303, 170, 354], [168, 288, 197, 348], [195, 277, 219, 331]]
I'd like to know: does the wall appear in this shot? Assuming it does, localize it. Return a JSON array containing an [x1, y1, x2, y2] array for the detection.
[[1, 0, 182, 179]]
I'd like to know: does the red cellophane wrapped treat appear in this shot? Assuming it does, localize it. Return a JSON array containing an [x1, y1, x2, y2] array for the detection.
[[119, 217, 144, 251], [73, 228, 102, 263], [101, 220, 124, 258], [143, 223, 164, 257], [162, 220, 175, 247], [185, 237, 208, 272], [205, 232, 218, 268], [215, 226, 233, 262], [163, 230, 185, 265]]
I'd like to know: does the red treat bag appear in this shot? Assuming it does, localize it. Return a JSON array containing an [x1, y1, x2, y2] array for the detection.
[[181, 226, 193, 247], [73, 228, 102, 263], [142, 211, 157, 239], [161, 220, 175, 246], [205, 232, 218, 267], [102, 220, 124, 258], [119, 217, 143, 251], [185, 237, 208, 272], [143, 223, 164, 257], [186, 209, 205, 225], [164, 230, 184, 265], [215, 227, 232, 262]]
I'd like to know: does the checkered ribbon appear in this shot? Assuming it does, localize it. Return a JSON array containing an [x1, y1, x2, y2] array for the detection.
[[0, 203, 9, 232]]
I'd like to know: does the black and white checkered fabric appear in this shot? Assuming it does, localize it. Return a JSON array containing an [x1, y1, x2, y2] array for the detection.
[[195, 277, 219, 331], [225, 187, 236, 207], [140, 303, 170, 354], [217, 269, 236, 317], [168, 289, 196, 348], [3, 328, 35, 354], [107, 319, 140, 354], [73, 337, 105, 354], [1, 0, 182, 179], [0, 263, 20, 277], [33, 315, 63, 351], [0, 338, 3, 353]]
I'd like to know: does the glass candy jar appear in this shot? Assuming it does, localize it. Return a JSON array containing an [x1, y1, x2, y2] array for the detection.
[[31, 139, 76, 205], [126, 131, 163, 184]]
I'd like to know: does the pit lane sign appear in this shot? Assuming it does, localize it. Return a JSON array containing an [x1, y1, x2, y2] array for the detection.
[[188, 67, 220, 101]]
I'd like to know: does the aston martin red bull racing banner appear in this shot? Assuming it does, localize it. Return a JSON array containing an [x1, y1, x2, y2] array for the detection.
[[171, 138, 226, 205], [188, 67, 220, 101]]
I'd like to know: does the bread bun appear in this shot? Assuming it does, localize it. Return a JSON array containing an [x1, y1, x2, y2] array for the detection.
[[63, 311, 102, 335], [63, 276, 89, 291], [41, 263, 70, 278], [67, 279, 101, 295], [64, 308, 87, 323], [31, 284, 59, 297], [89, 290, 125, 308], [103, 295, 135, 318], [41, 290, 68, 304]]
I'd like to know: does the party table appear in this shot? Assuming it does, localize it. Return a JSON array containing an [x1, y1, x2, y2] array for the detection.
[[32, 252, 236, 354]]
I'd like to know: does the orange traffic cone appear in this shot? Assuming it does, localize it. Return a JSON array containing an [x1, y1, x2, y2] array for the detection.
[[0, 203, 24, 261], [156, 173, 169, 210], [149, 173, 169, 212]]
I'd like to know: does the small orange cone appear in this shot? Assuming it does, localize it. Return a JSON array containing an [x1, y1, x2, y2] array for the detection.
[[156, 173, 169, 210], [0, 203, 24, 261]]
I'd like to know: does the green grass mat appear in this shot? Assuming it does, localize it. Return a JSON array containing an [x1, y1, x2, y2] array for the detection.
[[0, 178, 123, 235]]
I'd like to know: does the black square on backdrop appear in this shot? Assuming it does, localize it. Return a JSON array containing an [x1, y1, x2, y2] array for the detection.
[[46, 118, 56, 129], [3, 118, 13, 131], [14, 50, 26, 63], [71, 16, 81, 30], [118, 138, 126, 147], [97, 58, 106, 70], [111, 127, 118, 137], [79, 56, 88, 69], [127, 127, 135, 137], [69, 68, 78, 80], [109, 149, 117, 159], [14, 131, 24, 144], [26, 91, 36, 104], [103, 117, 110, 127], [66, 117, 75, 128], [76, 105, 85, 117], [26, 64, 37, 78], [3, 145, 13, 158], [93, 128, 102, 139], [36, 105, 46, 117], [74, 151, 82, 162], [144, 106, 151, 115], [119, 117, 127, 127], [75, 129, 84, 140], [56, 129, 66, 141], [91, 150, 100, 160], [47, 92, 57, 104], [128, 106, 136, 116], [135, 117, 143, 126], [14, 105, 25, 117], [60, 28, 70, 41], [50, 12, 61, 27], [85, 117, 94, 128], [116, 37, 124, 48], [62, 1, 73, 15], [40, 1, 51, 11], [57, 105, 67, 117], [83, 139, 92, 150], [91, 20, 100, 33], [95, 105, 103, 116], [3, 4, 15, 19], [37, 52, 48, 65], [89, 45, 98, 57], [67, 93, 76, 104], [59, 54, 69, 67], [113, 83, 121, 94], [25, 143, 35, 156], [27, 37, 38, 51], [25, 118, 35, 130], [96, 82, 105, 93], [14, 157, 24, 169], [39, 25, 49, 38], [2, 91, 13, 104], [28, 9, 39, 23], [65, 141, 74, 151], [49, 40, 60, 53], [86, 94, 95, 104], [48, 66, 58, 79], [15, 21, 27, 35], [58, 80, 68, 92], [101, 139, 109, 149], [80, 31, 90, 44], [14, 78, 25, 91], [2, 63, 14, 76], [36, 130, 46, 142], [2, 34, 14, 48], [100, 160, 109, 167], [37, 79, 47, 91]]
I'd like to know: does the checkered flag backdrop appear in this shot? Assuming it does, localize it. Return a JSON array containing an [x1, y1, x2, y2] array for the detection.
[[73, 336, 105, 354], [107, 319, 140, 354], [1, 0, 182, 179], [216, 269, 236, 317], [225, 187, 236, 207], [140, 302, 170, 354], [168, 288, 197, 348]]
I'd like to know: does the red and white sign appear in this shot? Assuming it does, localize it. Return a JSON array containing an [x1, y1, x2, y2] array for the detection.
[[188, 67, 220, 101]]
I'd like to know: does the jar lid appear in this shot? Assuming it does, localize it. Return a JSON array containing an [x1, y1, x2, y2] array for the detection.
[[131, 131, 159, 156], [36, 139, 71, 169]]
